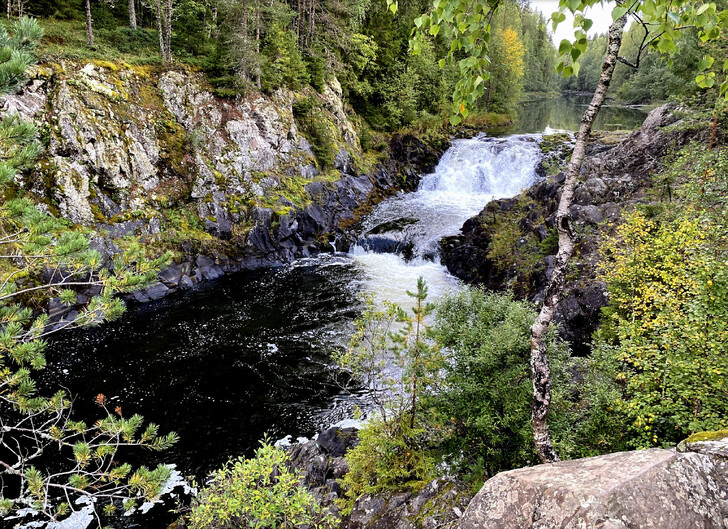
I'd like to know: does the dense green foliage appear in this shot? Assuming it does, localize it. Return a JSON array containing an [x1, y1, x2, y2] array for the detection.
[[338, 416, 438, 513], [189, 441, 337, 529], [430, 288, 627, 489], [431, 290, 560, 481], [596, 143, 728, 447], [337, 284, 628, 496], [292, 96, 336, 169], [26, 0, 555, 131]]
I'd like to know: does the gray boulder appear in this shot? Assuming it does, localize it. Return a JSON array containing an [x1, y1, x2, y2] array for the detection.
[[459, 439, 728, 529]]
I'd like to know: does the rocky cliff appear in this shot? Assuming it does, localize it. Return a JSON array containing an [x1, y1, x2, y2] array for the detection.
[[3, 60, 446, 308]]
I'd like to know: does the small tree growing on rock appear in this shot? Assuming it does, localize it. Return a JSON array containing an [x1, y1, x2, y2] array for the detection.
[[333, 278, 444, 510]]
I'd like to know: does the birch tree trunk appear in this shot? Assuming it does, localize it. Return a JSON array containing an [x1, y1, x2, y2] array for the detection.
[[128, 0, 137, 29], [85, 0, 94, 47], [164, 0, 172, 62], [530, 15, 627, 464], [156, 0, 165, 61]]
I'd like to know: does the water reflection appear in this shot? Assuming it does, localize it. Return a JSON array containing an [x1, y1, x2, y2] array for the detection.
[[492, 94, 649, 136]]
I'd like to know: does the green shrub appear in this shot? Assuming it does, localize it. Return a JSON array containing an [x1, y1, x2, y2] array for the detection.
[[293, 97, 335, 169], [188, 441, 337, 529], [97, 27, 158, 55], [597, 211, 728, 446], [261, 22, 309, 92], [337, 416, 438, 514], [430, 288, 628, 490], [305, 52, 326, 92], [430, 289, 558, 483]]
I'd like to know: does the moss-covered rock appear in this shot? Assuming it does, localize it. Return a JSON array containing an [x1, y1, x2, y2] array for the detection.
[[10, 59, 369, 259], [686, 430, 728, 443]]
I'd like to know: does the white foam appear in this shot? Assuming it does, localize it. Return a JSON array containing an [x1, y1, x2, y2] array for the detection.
[[350, 133, 542, 306]]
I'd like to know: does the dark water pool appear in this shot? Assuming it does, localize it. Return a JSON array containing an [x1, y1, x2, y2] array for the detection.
[[42, 257, 363, 478]]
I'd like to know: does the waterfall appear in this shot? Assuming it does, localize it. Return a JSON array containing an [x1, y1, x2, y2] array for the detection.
[[349, 133, 543, 305], [419, 134, 542, 197]]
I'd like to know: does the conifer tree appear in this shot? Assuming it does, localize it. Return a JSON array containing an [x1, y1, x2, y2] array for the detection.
[[0, 17, 179, 526]]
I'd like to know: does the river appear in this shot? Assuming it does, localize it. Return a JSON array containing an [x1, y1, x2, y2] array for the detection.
[[42, 96, 647, 486]]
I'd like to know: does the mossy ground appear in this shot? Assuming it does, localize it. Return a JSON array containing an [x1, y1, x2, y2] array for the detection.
[[36, 19, 168, 66], [479, 193, 558, 294], [686, 429, 728, 443], [539, 132, 573, 176]]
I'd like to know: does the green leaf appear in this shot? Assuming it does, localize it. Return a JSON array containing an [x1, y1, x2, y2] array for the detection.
[[699, 56, 715, 71], [558, 39, 572, 56], [430, 24, 440, 37], [449, 114, 462, 126], [552, 12, 566, 31], [612, 6, 628, 20]]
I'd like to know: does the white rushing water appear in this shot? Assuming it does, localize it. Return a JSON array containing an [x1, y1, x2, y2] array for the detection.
[[349, 133, 543, 306]]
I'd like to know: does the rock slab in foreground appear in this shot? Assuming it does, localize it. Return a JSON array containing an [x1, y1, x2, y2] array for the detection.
[[459, 443, 728, 529]]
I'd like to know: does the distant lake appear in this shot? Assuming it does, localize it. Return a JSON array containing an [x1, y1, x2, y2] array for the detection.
[[492, 94, 650, 135]]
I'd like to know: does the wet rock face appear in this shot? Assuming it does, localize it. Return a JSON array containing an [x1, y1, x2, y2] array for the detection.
[[459, 436, 728, 529], [441, 105, 684, 355]]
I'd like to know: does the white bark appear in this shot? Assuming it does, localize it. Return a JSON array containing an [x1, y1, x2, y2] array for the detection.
[[128, 0, 137, 29], [530, 15, 628, 464], [85, 0, 94, 47]]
